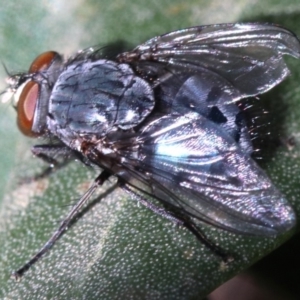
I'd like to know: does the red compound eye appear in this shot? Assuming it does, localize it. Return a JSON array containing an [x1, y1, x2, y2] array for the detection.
[[29, 51, 58, 73], [17, 81, 39, 137]]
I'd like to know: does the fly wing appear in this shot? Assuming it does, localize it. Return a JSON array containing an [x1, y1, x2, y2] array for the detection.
[[118, 23, 300, 99], [116, 112, 295, 237]]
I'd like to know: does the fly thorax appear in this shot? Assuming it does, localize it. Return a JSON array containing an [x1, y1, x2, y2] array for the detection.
[[48, 59, 155, 145]]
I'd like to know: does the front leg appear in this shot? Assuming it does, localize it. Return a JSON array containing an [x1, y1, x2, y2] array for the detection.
[[32, 144, 74, 165], [26, 144, 77, 181]]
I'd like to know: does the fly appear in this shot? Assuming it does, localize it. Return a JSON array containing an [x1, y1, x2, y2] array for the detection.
[[4, 23, 300, 279]]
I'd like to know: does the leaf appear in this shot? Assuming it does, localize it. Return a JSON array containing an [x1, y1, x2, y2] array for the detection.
[[0, 0, 300, 299]]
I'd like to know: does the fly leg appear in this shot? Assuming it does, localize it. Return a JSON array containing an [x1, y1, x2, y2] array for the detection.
[[121, 184, 231, 263], [32, 144, 73, 165], [12, 170, 111, 280], [29, 145, 78, 181], [121, 184, 186, 224]]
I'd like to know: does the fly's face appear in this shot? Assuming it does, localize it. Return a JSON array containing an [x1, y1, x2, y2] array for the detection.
[[10, 51, 63, 137]]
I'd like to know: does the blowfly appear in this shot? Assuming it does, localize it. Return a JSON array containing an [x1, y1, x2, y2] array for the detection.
[[4, 23, 300, 279]]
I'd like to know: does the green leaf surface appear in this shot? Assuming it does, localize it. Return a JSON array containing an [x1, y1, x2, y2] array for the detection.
[[0, 1, 300, 299]]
